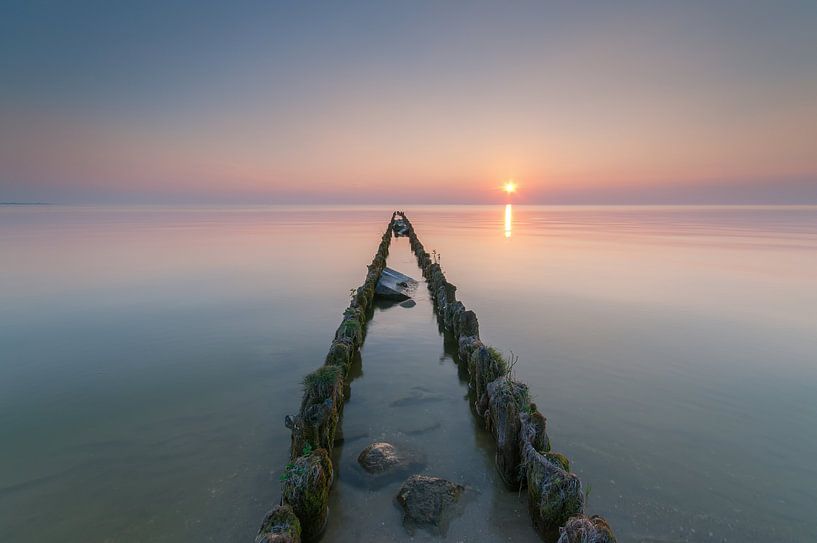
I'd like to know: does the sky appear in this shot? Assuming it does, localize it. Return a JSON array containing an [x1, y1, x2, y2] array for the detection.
[[1, 0, 816, 204]]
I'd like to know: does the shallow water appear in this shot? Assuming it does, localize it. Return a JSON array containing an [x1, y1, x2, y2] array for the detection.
[[1, 205, 816, 542]]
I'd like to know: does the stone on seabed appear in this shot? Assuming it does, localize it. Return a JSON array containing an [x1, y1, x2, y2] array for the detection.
[[395, 475, 464, 532], [353, 442, 427, 489], [357, 442, 402, 473]]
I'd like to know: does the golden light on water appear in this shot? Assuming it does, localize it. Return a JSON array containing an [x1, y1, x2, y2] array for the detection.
[[503, 180, 515, 237]]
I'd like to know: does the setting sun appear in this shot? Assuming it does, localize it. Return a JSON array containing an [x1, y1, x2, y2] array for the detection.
[[503, 180, 517, 194]]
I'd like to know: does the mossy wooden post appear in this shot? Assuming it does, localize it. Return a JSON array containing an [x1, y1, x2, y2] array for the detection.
[[335, 307, 364, 348], [324, 340, 354, 375], [281, 448, 333, 542], [287, 365, 344, 456], [524, 443, 585, 541], [521, 408, 552, 455], [458, 310, 479, 339], [256, 504, 302, 543], [556, 515, 617, 543], [484, 377, 530, 488], [469, 346, 508, 411]]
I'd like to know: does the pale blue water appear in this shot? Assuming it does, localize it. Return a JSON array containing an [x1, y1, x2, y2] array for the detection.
[[1, 205, 816, 542]]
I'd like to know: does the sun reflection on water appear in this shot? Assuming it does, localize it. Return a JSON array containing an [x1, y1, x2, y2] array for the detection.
[[504, 203, 512, 238]]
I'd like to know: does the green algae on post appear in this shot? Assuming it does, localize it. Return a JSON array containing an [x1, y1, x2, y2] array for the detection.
[[256, 504, 302, 543], [281, 448, 334, 542]]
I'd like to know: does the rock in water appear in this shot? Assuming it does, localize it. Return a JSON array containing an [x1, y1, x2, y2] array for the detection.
[[395, 475, 464, 534], [357, 442, 401, 473], [557, 515, 617, 543], [352, 442, 426, 489], [389, 386, 447, 407], [255, 504, 302, 543], [399, 299, 416, 308]]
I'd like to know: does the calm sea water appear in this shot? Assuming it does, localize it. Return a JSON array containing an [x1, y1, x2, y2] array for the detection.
[[1, 205, 815, 542]]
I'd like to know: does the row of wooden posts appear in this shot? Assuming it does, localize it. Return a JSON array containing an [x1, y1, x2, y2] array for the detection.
[[255, 220, 394, 542], [254, 213, 616, 542], [399, 212, 617, 543]]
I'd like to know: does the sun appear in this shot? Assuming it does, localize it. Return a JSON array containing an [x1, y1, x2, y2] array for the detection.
[[503, 180, 517, 194]]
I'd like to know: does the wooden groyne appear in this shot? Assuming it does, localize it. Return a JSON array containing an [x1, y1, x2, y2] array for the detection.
[[255, 220, 393, 543], [399, 212, 617, 543], [256, 212, 616, 542]]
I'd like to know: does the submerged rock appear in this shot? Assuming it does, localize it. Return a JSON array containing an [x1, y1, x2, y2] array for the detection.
[[399, 299, 416, 308], [557, 515, 617, 543], [395, 475, 465, 534], [357, 442, 425, 473], [281, 448, 334, 542], [402, 421, 442, 436], [389, 386, 448, 407], [357, 442, 401, 473], [256, 504, 302, 543], [351, 442, 427, 489]]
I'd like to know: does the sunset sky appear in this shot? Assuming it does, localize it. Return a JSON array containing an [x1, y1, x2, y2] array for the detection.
[[1, 1, 815, 204]]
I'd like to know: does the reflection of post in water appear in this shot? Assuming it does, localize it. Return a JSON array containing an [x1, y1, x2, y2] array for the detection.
[[504, 203, 512, 238]]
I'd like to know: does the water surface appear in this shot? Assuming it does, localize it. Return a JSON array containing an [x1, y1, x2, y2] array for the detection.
[[1, 205, 816, 542]]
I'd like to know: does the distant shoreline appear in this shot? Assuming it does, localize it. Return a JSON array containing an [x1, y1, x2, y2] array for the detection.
[[0, 202, 53, 206]]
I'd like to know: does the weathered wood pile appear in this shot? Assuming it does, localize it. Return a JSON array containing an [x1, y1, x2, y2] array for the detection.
[[255, 220, 394, 543], [398, 212, 617, 543]]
